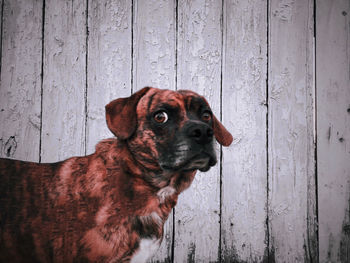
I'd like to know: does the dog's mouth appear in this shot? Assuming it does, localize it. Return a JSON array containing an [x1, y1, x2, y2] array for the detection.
[[160, 152, 217, 172]]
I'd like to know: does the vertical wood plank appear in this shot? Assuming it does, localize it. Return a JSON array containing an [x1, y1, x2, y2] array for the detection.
[[86, 0, 132, 154], [41, 0, 87, 162], [268, 0, 316, 261], [133, 0, 176, 91], [0, 0, 43, 162], [221, 0, 268, 261], [0, 0, 2, 85], [317, 0, 350, 262], [0, 0, 2, 62], [175, 0, 222, 261], [133, 1, 176, 261]]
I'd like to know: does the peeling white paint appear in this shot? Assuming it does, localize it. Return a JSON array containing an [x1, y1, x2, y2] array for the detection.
[[0, 0, 42, 161]]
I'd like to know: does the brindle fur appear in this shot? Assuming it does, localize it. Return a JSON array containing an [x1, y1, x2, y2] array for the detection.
[[0, 87, 232, 262]]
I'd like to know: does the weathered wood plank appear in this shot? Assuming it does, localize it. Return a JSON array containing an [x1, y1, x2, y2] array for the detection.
[[86, 0, 132, 154], [133, 0, 176, 91], [0, 0, 2, 61], [317, 0, 350, 262], [268, 0, 316, 261], [0, 0, 43, 162], [41, 0, 87, 162], [133, 1, 177, 261], [174, 0, 222, 261], [221, 0, 268, 261]]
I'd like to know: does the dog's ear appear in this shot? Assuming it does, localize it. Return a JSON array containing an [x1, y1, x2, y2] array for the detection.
[[105, 87, 151, 140], [213, 115, 233, 146]]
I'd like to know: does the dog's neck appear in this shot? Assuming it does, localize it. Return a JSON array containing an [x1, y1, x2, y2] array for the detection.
[[94, 138, 197, 194]]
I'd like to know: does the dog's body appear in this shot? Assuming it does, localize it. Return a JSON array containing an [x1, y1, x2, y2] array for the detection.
[[0, 87, 232, 262]]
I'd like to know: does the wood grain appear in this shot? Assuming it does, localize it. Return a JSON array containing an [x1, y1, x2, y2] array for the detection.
[[0, 0, 43, 161], [41, 0, 87, 162], [268, 0, 317, 261], [221, 0, 268, 261], [86, 0, 132, 154], [317, 0, 350, 262], [133, 0, 176, 91]]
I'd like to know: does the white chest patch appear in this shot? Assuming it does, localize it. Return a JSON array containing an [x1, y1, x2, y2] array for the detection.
[[130, 238, 161, 263]]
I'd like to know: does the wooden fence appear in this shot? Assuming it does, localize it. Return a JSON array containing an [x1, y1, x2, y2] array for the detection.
[[0, 0, 349, 262]]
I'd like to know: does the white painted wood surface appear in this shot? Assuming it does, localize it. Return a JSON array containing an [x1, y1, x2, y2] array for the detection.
[[317, 0, 350, 262], [268, 0, 316, 261], [41, 0, 87, 162], [221, 0, 267, 261], [133, 0, 176, 91], [0, 0, 349, 262], [0, 0, 42, 162], [175, 0, 222, 261], [86, 0, 132, 154]]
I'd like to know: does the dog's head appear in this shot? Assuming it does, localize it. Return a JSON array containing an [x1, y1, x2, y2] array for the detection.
[[105, 87, 232, 172]]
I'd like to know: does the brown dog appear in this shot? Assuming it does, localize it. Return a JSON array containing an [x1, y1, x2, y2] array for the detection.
[[0, 87, 232, 262]]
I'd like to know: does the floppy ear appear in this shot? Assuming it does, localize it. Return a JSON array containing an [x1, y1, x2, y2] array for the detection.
[[105, 87, 151, 140], [213, 115, 233, 146]]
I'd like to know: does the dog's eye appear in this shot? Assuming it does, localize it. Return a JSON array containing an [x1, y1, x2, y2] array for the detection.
[[154, 111, 168, 123], [201, 111, 212, 122]]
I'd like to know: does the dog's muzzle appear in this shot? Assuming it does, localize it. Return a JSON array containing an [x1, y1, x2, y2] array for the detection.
[[186, 120, 214, 145], [185, 120, 217, 171], [159, 120, 217, 172]]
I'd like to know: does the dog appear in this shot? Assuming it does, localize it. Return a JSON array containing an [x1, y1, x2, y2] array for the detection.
[[0, 87, 233, 262]]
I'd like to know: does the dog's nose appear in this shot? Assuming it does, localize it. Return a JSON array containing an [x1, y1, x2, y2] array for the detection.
[[187, 122, 214, 145]]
